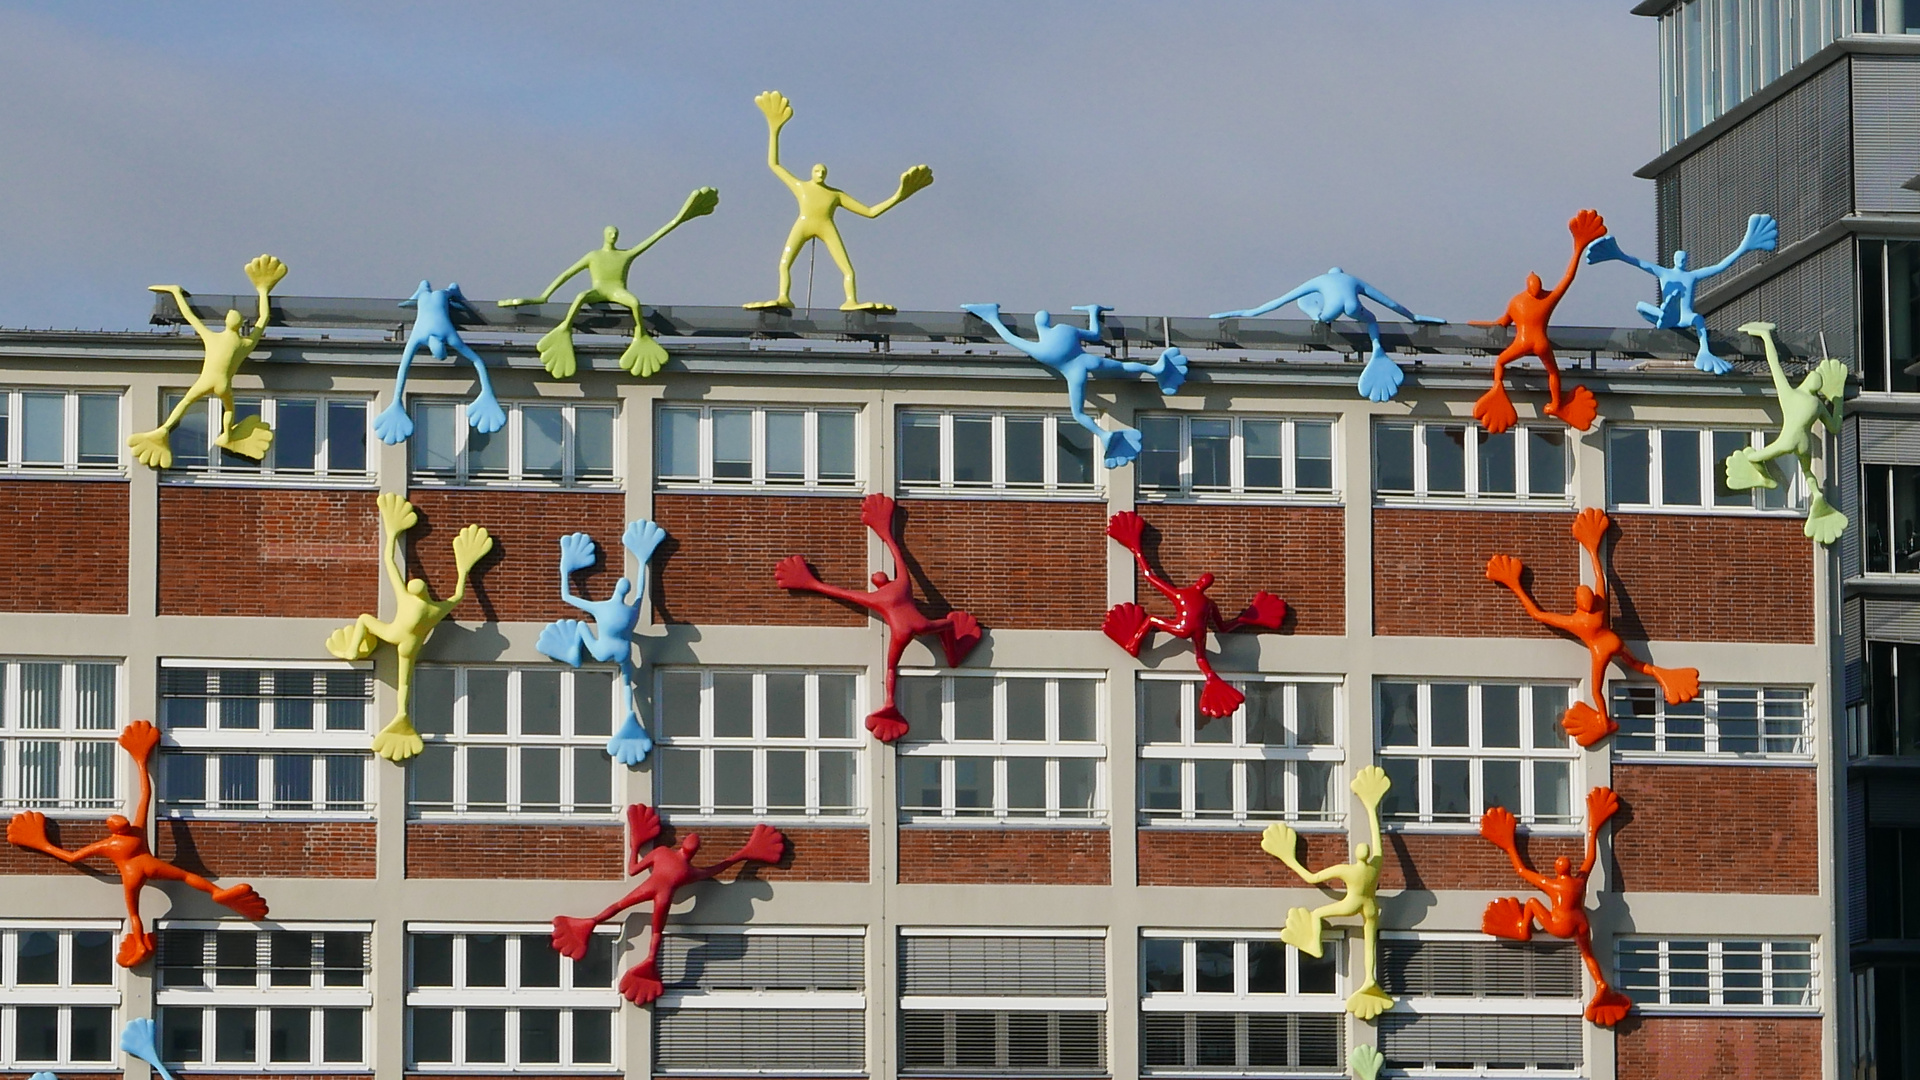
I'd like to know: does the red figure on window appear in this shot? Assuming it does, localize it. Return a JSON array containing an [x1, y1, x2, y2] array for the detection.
[[1480, 786, 1633, 1027], [1467, 209, 1608, 435], [774, 492, 983, 742], [5, 720, 269, 967], [1102, 511, 1289, 719], [1484, 507, 1699, 747], [551, 803, 785, 1006]]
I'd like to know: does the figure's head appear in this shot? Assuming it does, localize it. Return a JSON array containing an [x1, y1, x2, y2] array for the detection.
[[1554, 855, 1573, 876], [1327, 266, 1343, 275], [1355, 842, 1372, 862], [223, 309, 244, 331], [681, 833, 702, 856], [1574, 584, 1599, 612], [1673, 250, 1691, 270], [811, 163, 828, 182], [1034, 309, 1053, 329], [871, 571, 892, 588], [603, 225, 620, 247], [407, 578, 429, 597], [1525, 272, 1546, 297], [106, 813, 135, 835], [416, 279, 433, 296], [1195, 572, 1215, 591]]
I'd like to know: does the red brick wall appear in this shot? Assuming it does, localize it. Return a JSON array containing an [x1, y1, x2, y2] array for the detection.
[[1616, 1016, 1822, 1080], [895, 499, 1107, 629], [1134, 505, 1344, 635], [1608, 515, 1813, 643], [652, 493, 866, 627], [0, 818, 109, 875], [1379, 831, 1584, 891], [1373, 509, 1577, 637], [158, 486, 377, 617], [154, 820, 375, 879], [404, 489, 625, 623], [1137, 829, 1348, 886], [653, 821, 869, 882], [898, 826, 1109, 885], [0, 481, 127, 614], [405, 822, 624, 879], [1611, 764, 1818, 894]]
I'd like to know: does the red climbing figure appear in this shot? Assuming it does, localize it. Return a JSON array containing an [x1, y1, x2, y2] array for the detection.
[[774, 493, 982, 742], [1103, 511, 1288, 719], [1480, 786, 1634, 1027], [1468, 210, 1608, 435], [551, 803, 785, 1006]]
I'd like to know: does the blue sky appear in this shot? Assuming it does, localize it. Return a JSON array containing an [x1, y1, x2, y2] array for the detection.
[[0, 2, 1662, 331]]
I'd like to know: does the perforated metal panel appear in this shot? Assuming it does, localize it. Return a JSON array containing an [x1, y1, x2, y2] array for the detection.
[[1859, 416, 1920, 465], [1706, 238, 1858, 368], [1865, 599, 1920, 644], [899, 936, 1105, 997], [659, 933, 863, 992], [900, 1010, 1105, 1076], [1853, 55, 1920, 214], [1843, 416, 1863, 581], [1850, 775, 1868, 943], [1378, 1014, 1582, 1069], [1378, 938, 1581, 999], [1846, 596, 1866, 705], [654, 1008, 864, 1073], [1868, 774, 1920, 828]]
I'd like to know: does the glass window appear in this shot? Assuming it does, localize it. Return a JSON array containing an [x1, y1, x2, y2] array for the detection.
[[411, 401, 615, 486], [897, 409, 1099, 495], [1140, 933, 1342, 1076], [406, 929, 616, 1070], [1139, 677, 1341, 826], [1617, 938, 1817, 1010], [0, 660, 122, 813], [408, 667, 621, 818], [898, 674, 1104, 821], [160, 393, 370, 481], [0, 923, 119, 1070], [1615, 684, 1810, 759], [1375, 421, 1571, 502], [1608, 425, 1804, 512], [654, 929, 866, 1073], [1376, 681, 1579, 827], [0, 389, 124, 472], [1135, 414, 1337, 500], [655, 404, 859, 490], [1378, 935, 1583, 1072], [653, 668, 863, 820], [156, 924, 369, 1070], [158, 665, 374, 817]]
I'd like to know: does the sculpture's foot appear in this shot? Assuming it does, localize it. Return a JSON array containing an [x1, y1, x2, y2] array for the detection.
[[1562, 701, 1617, 748], [1805, 492, 1848, 546], [619, 960, 664, 1005], [372, 402, 414, 446], [466, 391, 507, 435], [535, 620, 588, 667], [620, 335, 669, 378], [1348, 1045, 1386, 1080], [1472, 384, 1518, 434], [1279, 907, 1324, 958], [1546, 384, 1599, 432], [1197, 674, 1245, 719], [1102, 427, 1143, 469], [127, 428, 174, 470], [550, 915, 598, 961], [1154, 347, 1190, 395], [1357, 352, 1405, 402], [324, 624, 376, 661], [370, 716, 425, 762], [1481, 896, 1533, 940], [941, 610, 983, 668], [1346, 983, 1394, 1022], [214, 415, 274, 460], [1101, 603, 1150, 656], [744, 298, 794, 312], [1695, 346, 1735, 375], [118, 931, 157, 968], [841, 300, 897, 313], [536, 325, 577, 379], [1650, 664, 1701, 706], [1586, 987, 1634, 1027], [1722, 447, 1776, 491], [606, 714, 653, 766], [865, 706, 910, 743], [211, 883, 269, 920]]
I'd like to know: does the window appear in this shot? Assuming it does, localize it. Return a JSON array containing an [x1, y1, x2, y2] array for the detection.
[[897, 409, 1099, 495], [1606, 425, 1803, 511], [656, 404, 858, 490], [0, 922, 116, 1071], [897, 673, 1103, 822], [407, 927, 618, 1072], [1376, 681, 1578, 828], [409, 667, 620, 819], [654, 929, 865, 1075], [1864, 463, 1920, 573], [411, 400, 615, 487], [1657, 0, 1843, 146], [1136, 414, 1336, 500], [1861, 239, 1920, 393], [161, 393, 369, 480], [1138, 677, 1342, 826], [899, 931, 1106, 1077], [156, 924, 370, 1070], [1377, 935, 1582, 1076], [0, 660, 121, 813], [654, 669, 863, 821], [1866, 642, 1920, 757], [0, 388, 122, 473], [1139, 932, 1342, 1077], [1616, 938, 1817, 1012], [1614, 684, 1810, 759], [1373, 421, 1569, 503], [158, 664, 375, 817], [1867, 825, 1920, 940]]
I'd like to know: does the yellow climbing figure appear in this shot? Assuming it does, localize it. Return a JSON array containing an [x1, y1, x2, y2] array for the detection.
[[744, 90, 933, 313], [1261, 765, 1394, 1020], [327, 493, 493, 763], [131, 255, 287, 470]]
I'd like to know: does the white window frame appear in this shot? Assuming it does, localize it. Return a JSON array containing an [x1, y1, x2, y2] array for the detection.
[[0, 659, 125, 816], [1138, 675, 1344, 828], [896, 672, 1106, 823], [653, 924, 867, 1075], [655, 403, 862, 492], [1606, 424, 1807, 514], [159, 392, 374, 485], [409, 666, 622, 822], [1135, 413, 1339, 503], [1377, 931, 1584, 1079], [153, 920, 372, 1072], [898, 928, 1108, 1077], [1615, 937, 1819, 1015], [1373, 420, 1573, 506], [1859, 461, 1920, 574], [0, 387, 125, 475], [1613, 683, 1813, 762], [1375, 680, 1581, 832], [409, 399, 619, 489], [1138, 930, 1346, 1079], [653, 667, 866, 823], [896, 408, 1104, 498], [0, 920, 120, 1072], [405, 923, 621, 1074]]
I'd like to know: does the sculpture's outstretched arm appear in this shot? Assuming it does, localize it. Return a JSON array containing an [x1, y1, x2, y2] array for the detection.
[[1072, 304, 1111, 344], [1486, 556, 1581, 634], [243, 255, 286, 347], [623, 187, 721, 261], [1209, 283, 1316, 320], [1483, 808, 1551, 891], [1547, 210, 1609, 305], [844, 164, 934, 218], [1584, 236, 1661, 275], [445, 284, 475, 316], [1468, 310, 1515, 329], [961, 305, 1041, 356], [1356, 281, 1425, 323], [774, 555, 883, 613], [758, 92, 801, 189], [1580, 788, 1619, 877], [1699, 214, 1779, 278], [381, 520, 409, 598], [149, 285, 211, 338], [445, 525, 493, 608], [686, 825, 784, 883], [557, 533, 599, 614]]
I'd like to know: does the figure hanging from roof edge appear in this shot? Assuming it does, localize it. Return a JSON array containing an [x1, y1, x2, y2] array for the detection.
[[551, 803, 785, 1006], [774, 493, 982, 743], [1467, 210, 1608, 435], [1102, 510, 1286, 719], [1261, 765, 1394, 1021], [1587, 213, 1779, 374], [130, 254, 287, 470], [537, 521, 666, 765], [373, 281, 506, 446], [120, 1018, 179, 1080], [744, 91, 932, 313], [1724, 321, 1848, 545], [962, 303, 1188, 468], [5, 721, 268, 968], [1484, 507, 1700, 748], [326, 493, 493, 762], [499, 187, 719, 380], [1481, 786, 1634, 1027], [1209, 269, 1445, 402]]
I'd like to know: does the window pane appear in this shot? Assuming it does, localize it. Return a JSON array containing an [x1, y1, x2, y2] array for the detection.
[[521, 746, 560, 809], [817, 411, 856, 482], [501, 406, 558, 481], [713, 672, 753, 738], [1532, 686, 1569, 748], [819, 674, 857, 739], [466, 670, 508, 734], [1534, 760, 1572, 821], [520, 1009, 562, 1063], [221, 754, 260, 807], [573, 669, 612, 737], [1484, 758, 1521, 813], [1195, 940, 1234, 992], [1296, 420, 1334, 490], [270, 1006, 311, 1062], [573, 1010, 613, 1063], [1137, 416, 1181, 489], [327, 401, 367, 473], [1058, 680, 1097, 741], [658, 747, 701, 810], [953, 758, 985, 810], [1056, 418, 1095, 485], [1430, 684, 1469, 746], [1376, 424, 1414, 493], [1194, 760, 1232, 815], [766, 412, 805, 480], [1191, 419, 1232, 488], [952, 417, 992, 484], [660, 671, 702, 739], [467, 934, 507, 986], [415, 402, 457, 473], [74, 930, 114, 984], [659, 408, 701, 478], [1004, 415, 1045, 485], [573, 407, 614, 479], [900, 677, 944, 734], [1141, 938, 1183, 992], [1713, 429, 1753, 506], [1608, 427, 1651, 505], [1059, 758, 1095, 813], [323, 932, 364, 987], [1425, 425, 1467, 494], [413, 934, 455, 986], [465, 1007, 507, 1063], [267, 398, 318, 473], [1297, 683, 1337, 746], [1247, 940, 1287, 993], [467, 420, 507, 476], [712, 409, 753, 479], [466, 746, 507, 809], [1005, 679, 1046, 740], [77, 393, 119, 465], [21, 392, 63, 464], [1479, 429, 1516, 494], [411, 1006, 452, 1063], [172, 392, 209, 468], [1007, 757, 1046, 812], [414, 667, 455, 736], [1244, 682, 1285, 746], [901, 413, 942, 483], [767, 749, 806, 810], [1244, 419, 1283, 489], [713, 749, 752, 811], [1662, 429, 1702, 506], [765, 673, 807, 738], [1141, 680, 1182, 744], [1431, 758, 1472, 820], [274, 754, 313, 808], [572, 747, 611, 812], [412, 744, 454, 808], [215, 1006, 257, 1061], [162, 1006, 204, 1063], [1380, 682, 1419, 746], [820, 749, 856, 811], [20, 661, 58, 728], [70, 1005, 112, 1062], [17, 930, 57, 983], [953, 678, 993, 740], [1482, 685, 1520, 747], [1296, 760, 1333, 817], [323, 1008, 361, 1063], [521, 669, 561, 736], [1528, 427, 1567, 495]]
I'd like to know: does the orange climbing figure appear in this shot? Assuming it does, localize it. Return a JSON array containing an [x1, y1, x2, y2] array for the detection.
[[6, 721, 268, 967], [1480, 786, 1633, 1027], [1484, 508, 1698, 747], [1468, 210, 1607, 435]]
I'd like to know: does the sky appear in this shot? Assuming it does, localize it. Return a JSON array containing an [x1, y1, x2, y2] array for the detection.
[[0, 2, 1663, 333]]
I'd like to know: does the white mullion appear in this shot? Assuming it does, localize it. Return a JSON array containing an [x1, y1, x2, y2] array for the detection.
[[751, 408, 766, 486], [1043, 415, 1058, 489], [753, 673, 768, 815], [5, 390, 18, 465], [1648, 426, 1664, 507], [941, 756, 956, 816], [1177, 416, 1194, 493], [62, 391, 78, 468], [1229, 419, 1246, 493], [940, 413, 955, 489], [1412, 422, 1430, 498], [990, 414, 1005, 488], [314, 396, 330, 476], [1464, 426, 1481, 499]]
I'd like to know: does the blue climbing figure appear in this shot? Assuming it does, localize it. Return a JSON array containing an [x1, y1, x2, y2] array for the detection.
[[372, 281, 508, 445], [960, 303, 1187, 468], [121, 1017, 178, 1080], [28, 1073, 58, 1080], [1210, 269, 1445, 402], [1585, 213, 1779, 374], [536, 520, 666, 766]]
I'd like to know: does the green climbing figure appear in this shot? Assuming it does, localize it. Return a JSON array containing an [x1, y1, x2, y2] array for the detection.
[[499, 187, 719, 380], [131, 255, 287, 469], [1722, 321, 1848, 545]]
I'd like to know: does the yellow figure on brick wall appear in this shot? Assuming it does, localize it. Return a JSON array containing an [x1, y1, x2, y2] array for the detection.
[[132, 255, 287, 469], [1261, 765, 1394, 1020]]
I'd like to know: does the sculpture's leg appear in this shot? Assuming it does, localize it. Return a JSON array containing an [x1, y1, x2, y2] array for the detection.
[[1620, 653, 1700, 707], [1537, 346, 1597, 431], [1799, 449, 1848, 544], [864, 633, 912, 743], [370, 650, 426, 763], [1193, 648, 1245, 720], [929, 611, 983, 668], [449, 337, 507, 434], [144, 858, 268, 919], [1473, 347, 1520, 434], [820, 226, 890, 313], [609, 289, 669, 378], [1481, 896, 1534, 940], [374, 338, 422, 445], [1346, 902, 1394, 1020], [618, 898, 672, 1005], [324, 615, 384, 662], [1353, 306, 1405, 402], [128, 385, 208, 469], [1577, 923, 1633, 1026], [537, 293, 591, 379], [535, 620, 593, 667], [118, 876, 155, 966], [745, 222, 809, 310], [606, 656, 653, 766], [213, 390, 274, 460], [1691, 318, 1734, 375], [1561, 651, 1619, 748], [1065, 368, 1140, 468]]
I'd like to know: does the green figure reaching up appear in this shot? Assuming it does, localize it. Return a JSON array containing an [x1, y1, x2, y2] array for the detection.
[[327, 493, 493, 762], [131, 255, 287, 470], [1723, 321, 1848, 545], [500, 187, 719, 380]]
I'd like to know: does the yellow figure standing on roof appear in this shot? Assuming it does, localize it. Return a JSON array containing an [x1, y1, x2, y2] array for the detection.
[[744, 91, 933, 313], [1261, 765, 1394, 1020], [130, 255, 287, 469], [327, 493, 493, 763]]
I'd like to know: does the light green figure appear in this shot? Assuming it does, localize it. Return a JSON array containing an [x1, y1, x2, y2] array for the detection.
[[1348, 1045, 1384, 1080], [1723, 320, 1849, 545], [500, 187, 719, 380], [327, 493, 493, 763], [131, 255, 287, 470], [1261, 765, 1394, 1021], [744, 90, 933, 313]]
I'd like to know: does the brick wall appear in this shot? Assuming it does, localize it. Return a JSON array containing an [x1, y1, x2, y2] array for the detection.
[[898, 826, 1110, 885], [405, 822, 624, 879], [1137, 828, 1349, 886], [652, 493, 867, 626], [653, 821, 869, 882], [1615, 1016, 1821, 1080], [1379, 831, 1584, 892], [0, 481, 127, 614], [1134, 505, 1344, 635], [0, 818, 110, 875], [158, 486, 377, 617], [1608, 515, 1813, 643], [894, 499, 1107, 629], [404, 489, 625, 624], [1374, 509, 1577, 637], [154, 820, 376, 879], [1611, 764, 1818, 894]]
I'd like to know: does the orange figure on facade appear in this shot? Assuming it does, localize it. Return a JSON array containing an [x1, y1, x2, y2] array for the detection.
[[1480, 786, 1633, 1027], [1468, 210, 1608, 435], [1484, 507, 1698, 747], [5, 721, 268, 967]]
